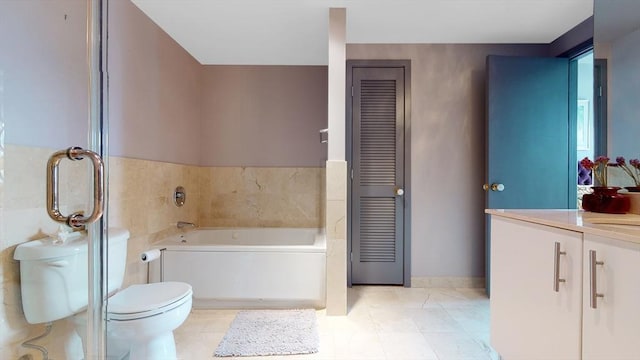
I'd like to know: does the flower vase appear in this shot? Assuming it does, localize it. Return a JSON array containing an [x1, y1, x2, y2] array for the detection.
[[582, 187, 630, 214], [623, 192, 640, 215]]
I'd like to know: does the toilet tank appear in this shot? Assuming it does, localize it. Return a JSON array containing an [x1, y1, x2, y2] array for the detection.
[[13, 228, 129, 324]]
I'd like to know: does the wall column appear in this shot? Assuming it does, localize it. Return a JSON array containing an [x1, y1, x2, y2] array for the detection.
[[325, 7, 347, 316]]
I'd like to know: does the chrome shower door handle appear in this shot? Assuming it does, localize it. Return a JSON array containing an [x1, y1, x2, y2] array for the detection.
[[46, 147, 104, 228]]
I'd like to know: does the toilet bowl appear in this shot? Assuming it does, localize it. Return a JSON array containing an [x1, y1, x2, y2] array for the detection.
[[14, 228, 193, 360], [107, 282, 193, 360]]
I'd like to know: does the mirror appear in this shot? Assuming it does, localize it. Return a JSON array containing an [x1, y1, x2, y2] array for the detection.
[[594, 0, 640, 160]]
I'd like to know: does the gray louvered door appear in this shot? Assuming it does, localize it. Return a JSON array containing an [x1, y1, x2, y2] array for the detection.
[[352, 67, 405, 284]]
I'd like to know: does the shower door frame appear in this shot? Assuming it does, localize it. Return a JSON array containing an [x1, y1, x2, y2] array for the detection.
[[1, 0, 109, 357], [86, 0, 110, 358]]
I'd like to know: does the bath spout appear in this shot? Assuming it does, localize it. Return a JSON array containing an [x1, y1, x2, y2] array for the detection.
[[177, 221, 197, 229]]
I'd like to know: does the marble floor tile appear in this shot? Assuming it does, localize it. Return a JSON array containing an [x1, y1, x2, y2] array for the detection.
[[318, 309, 376, 335], [333, 331, 386, 360], [392, 287, 434, 308], [466, 331, 500, 360], [354, 287, 402, 308], [443, 307, 491, 334], [421, 332, 493, 360], [422, 288, 487, 309], [379, 332, 439, 359], [174, 286, 497, 360], [368, 308, 422, 333], [175, 331, 225, 360], [409, 307, 466, 333]]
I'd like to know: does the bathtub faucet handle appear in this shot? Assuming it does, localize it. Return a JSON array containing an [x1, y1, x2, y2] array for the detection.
[[177, 221, 197, 229]]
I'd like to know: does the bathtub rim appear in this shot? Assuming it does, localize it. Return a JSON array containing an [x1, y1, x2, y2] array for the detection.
[[152, 227, 327, 253]]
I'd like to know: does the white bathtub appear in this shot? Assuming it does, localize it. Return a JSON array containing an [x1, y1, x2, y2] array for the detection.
[[149, 228, 326, 309]]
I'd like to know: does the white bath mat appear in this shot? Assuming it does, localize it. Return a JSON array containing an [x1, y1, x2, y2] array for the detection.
[[214, 309, 319, 357]]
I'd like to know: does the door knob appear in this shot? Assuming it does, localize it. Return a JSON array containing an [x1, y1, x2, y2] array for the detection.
[[483, 183, 505, 192], [395, 188, 405, 196]]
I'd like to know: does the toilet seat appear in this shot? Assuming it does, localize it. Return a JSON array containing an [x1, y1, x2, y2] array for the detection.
[[108, 282, 192, 321]]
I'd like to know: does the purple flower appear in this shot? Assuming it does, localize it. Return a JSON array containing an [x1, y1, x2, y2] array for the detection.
[[582, 156, 609, 187], [612, 156, 640, 186], [580, 157, 594, 170], [584, 155, 640, 187]]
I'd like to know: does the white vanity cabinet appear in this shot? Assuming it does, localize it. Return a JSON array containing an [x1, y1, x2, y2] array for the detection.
[[490, 217, 583, 359], [489, 210, 640, 360], [582, 234, 640, 360]]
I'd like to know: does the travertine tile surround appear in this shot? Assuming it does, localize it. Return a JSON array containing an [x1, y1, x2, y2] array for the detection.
[[109, 156, 200, 288], [1, 145, 93, 358], [325, 160, 347, 316], [0, 144, 324, 358], [198, 166, 324, 228]]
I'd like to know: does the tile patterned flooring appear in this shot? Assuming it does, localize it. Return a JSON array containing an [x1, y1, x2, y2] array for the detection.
[[174, 286, 499, 360]]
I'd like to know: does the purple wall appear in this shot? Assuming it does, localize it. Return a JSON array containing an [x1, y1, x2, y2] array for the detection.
[[0, 0, 206, 167], [200, 65, 328, 167], [0, 1, 88, 148], [108, 0, 203, 165], [109, 4, 329, 167], [610, 28, 640, 159]]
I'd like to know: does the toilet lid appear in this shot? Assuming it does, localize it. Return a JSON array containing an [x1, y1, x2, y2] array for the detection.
[[108, 282, 192, 318]]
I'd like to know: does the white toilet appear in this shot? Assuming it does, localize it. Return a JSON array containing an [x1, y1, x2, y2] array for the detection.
[[14, 228, 192, 360], [107, 282, 192, 359]]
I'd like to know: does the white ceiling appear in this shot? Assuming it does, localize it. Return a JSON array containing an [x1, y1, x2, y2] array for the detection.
[[131, 0, 594, 65]]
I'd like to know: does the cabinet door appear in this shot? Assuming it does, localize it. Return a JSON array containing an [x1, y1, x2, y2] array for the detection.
[[583, 234, 640, 359], [490, 217, 582, 359]]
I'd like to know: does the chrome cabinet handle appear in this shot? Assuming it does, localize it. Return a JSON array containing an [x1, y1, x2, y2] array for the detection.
[[553, 242, 566, 292], [589, 250, 605, 309], [395, 187, 405, 196], [46, 147, 104, 228]]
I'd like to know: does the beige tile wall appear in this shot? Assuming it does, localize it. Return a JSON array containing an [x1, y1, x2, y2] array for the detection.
[[198, 167, 324, 228], [1, 145, 92, 358], [109, 156, 200, 288], [325, 160, 347, 316], [0, 145, 324, 358]]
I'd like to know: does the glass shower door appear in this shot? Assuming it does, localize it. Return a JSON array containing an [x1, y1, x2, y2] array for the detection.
[[0, 1, 109, 359]]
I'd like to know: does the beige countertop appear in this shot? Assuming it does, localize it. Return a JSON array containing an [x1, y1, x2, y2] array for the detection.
[[485, 209, 640, 245]]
